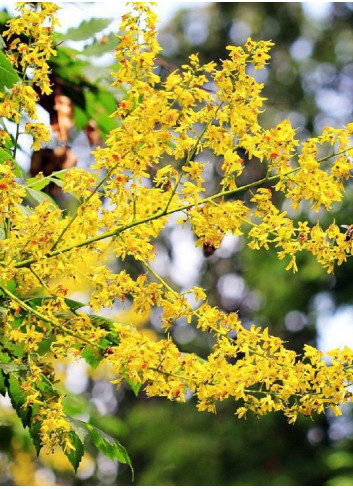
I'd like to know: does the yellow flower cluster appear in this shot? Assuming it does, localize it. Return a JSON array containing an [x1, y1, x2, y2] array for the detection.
[[38, 397, 75, 454], [2, 1, 353, 466], [0, 3, 58, 154], [3, 2, 59, 95], [25, 123, 51, 151], [107, 320, 353, 422], [285, 127, 353, 211], [0, 161, 26, 223]]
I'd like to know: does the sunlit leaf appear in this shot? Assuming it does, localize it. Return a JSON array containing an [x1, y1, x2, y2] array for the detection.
[[0, 51, 20, 90]]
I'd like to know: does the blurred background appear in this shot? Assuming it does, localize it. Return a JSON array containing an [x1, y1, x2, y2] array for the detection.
[[2, 1, 353, 485]]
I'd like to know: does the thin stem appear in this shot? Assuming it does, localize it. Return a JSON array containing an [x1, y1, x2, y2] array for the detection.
[[142, 260, 176, 296], [317, 145, 353, 163], [12, 115, 22, 160], [29, 267, 49, 291], [163, 170, 184, 215]]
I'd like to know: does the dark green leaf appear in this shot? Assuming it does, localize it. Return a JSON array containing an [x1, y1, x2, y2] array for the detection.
[[0, 369, 6, 396], [89, 314, 115, 330], [36, 375, 58, 398], [0, 51, 20, 90], [29, 418, 42, 456], [63, 431, 84, 472], [89, 314, 119, 343], [6, 375, 32, 428], [92, 414, 127, 440], [63, 18, 113, 42], [64, 298, 87, 310]]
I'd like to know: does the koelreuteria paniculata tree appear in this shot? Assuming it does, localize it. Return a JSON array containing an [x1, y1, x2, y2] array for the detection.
[[1, 1, 353, 471]]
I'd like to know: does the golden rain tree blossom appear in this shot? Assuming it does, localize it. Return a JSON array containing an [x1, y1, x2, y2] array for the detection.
[[1, 1, 353, 472]]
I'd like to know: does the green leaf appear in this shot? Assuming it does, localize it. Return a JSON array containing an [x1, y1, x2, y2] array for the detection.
[[167, 140, 177, 150], [85, 423, 133, 475], [74, 104, 90, 131], [124, 376, 142, 397], [67, 416, 133, 477], [18, 204, 34, 216], [36, 375, 59, 399], [0, 369, 6, 396], [0, 362, 28, 374], [0, 351, 11, 363], [0, 147, 11, 164], [25, 187, 58, 207], [25, 169, 70, 190], [0, 51, 20, 90], [13, 160, 23, 178], [0, 35, 6, 50], [6, 375, 32, 428], [29, 405, 42, 456], [63, 18, 113, 42], [64, 298, 87, 310], [51, 169, 71, 181], [29, 420, 42, 455], [1, 279, 16, 296], [88, 314, 119, 344], [89, 314, 115, 330], [25, 176, 51, 191], [63, 431, 84, 472], [81, 347, 103, 369], [85, 89, 118, 134], [37, 337, 53, 356], [66, 415, 89, 443]]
